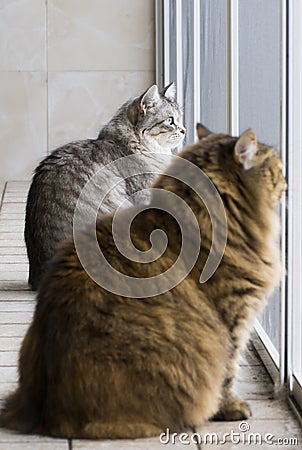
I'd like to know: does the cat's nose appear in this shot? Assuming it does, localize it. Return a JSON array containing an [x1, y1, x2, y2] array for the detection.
[[180, 127, 186, 135]]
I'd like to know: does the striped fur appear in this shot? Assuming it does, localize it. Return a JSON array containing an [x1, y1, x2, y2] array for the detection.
[[0, 127, 286, 438], [25, 83, 185, 290]]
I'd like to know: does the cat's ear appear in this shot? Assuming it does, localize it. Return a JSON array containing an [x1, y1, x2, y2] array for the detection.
[[196, 123, 212, 140], [161, 82, 176, 102], [140, 85, 160, 114], [234, 129, 258, 170]]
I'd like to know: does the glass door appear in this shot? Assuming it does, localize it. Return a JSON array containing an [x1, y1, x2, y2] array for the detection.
[[237, 0, 284, 375], [156, 0, 302, 413], [288, 0, 302, 413]]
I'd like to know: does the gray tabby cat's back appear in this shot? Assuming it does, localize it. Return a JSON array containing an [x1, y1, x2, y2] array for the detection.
[[25, 138, 125, 289], [25, 83, 185, 290]]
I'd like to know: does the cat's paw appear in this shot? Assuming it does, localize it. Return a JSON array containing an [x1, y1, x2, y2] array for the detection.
[[212, 399, 252, 421]]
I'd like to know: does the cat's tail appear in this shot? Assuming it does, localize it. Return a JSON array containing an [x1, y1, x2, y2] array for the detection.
[[0, 321, 45, 434]]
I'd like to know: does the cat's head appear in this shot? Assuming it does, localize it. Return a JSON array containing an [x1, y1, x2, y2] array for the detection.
[[127, 83, 186, 153], [155, 125, 286, 212], [193, 124, 287, 206]]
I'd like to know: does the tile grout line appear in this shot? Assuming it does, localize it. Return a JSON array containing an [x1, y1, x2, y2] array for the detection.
[[0, 182, 7, 215]]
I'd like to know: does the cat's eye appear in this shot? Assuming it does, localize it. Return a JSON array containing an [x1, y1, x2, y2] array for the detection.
[[166, 117, 174, 125]]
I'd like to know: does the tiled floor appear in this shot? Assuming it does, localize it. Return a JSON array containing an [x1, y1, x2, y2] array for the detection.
[[0, 181, 301, 450]]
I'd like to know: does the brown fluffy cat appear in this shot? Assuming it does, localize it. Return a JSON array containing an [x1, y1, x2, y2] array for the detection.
[[0, 127, 286, 439]]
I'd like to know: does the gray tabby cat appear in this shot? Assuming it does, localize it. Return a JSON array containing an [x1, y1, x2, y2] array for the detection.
[[25, 83, 185, 290]]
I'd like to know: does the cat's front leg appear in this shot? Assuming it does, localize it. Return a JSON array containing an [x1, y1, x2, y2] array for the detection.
[[212, 348, 251, 421], [212, 380, 251, 421]]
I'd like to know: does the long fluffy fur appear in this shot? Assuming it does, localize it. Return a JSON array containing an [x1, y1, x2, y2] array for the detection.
[[1, 129, 286, 438]]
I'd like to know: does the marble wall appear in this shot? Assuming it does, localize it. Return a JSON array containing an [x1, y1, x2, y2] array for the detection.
[[0, 0, 155, 180]]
